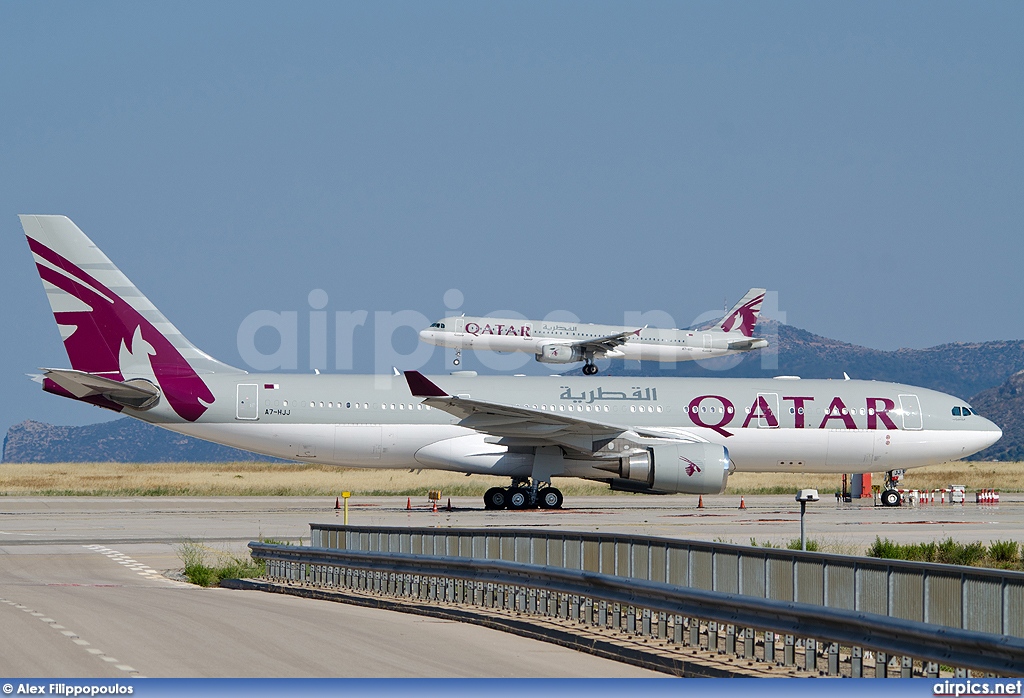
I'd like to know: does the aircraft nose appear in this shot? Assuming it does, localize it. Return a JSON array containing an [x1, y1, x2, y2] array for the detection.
[[419, 329, 433, 342], [980, 417, 1003, 449]]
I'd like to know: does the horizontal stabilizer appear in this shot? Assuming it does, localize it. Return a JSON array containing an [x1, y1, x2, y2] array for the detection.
[[41, 368, 161, 410], [727, 337, 769, 351]]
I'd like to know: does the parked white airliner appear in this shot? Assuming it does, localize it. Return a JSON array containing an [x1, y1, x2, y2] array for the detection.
[[420, 289, 769, 374], [21, 215, 1001, 510]]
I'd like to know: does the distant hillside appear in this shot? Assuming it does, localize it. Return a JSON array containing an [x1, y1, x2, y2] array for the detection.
[[598, 321, 1024, 401], [964, 371, 1024, 462], [2, 419, 285, 463]]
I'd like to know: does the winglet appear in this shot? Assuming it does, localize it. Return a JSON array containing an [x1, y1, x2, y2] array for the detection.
[[404, 371, 449, 398]]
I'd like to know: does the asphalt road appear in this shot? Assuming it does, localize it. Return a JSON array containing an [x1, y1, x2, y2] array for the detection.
[[1, 493, 1021, 677]]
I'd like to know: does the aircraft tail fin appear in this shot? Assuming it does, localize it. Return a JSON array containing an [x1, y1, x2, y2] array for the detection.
[[718, 288, 766, 337], [21, 215, 243, 421]]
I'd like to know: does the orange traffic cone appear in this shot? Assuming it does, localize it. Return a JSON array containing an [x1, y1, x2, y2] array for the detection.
[[698, 495, 704, 509], [335, 497, 340, 510], [446, 498, 452, 511], [406, 497, 411, 511], [432, 499, 438, 513], [739, 496, 746, 510]]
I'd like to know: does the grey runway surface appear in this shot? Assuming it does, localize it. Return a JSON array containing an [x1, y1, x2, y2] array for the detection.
[[1, 494, 1021, 678]]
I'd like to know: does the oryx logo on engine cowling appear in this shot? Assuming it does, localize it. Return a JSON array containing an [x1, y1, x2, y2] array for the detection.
[[681, 456, 702, 477]]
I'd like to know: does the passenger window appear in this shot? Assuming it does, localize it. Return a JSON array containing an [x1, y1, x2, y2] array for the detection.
[[952, 407, 962, 416]]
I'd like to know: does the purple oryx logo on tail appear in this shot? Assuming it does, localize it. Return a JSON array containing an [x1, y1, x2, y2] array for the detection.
[[28, 238, 214, 422], [720, 292, 764, 337], [680, 456, 702, 477]]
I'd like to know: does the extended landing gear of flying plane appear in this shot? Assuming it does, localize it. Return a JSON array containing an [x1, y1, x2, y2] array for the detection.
[[484, 481, 563, 510], [453, 349, 461, 366], [881, 468, 905, 507], [582, 362, 599, 376]]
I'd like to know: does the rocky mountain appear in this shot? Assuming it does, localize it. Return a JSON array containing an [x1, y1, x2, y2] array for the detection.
[[963, 371, 1024, 462], [613, 321, 1024, 401], [2, 418, 284, 463]]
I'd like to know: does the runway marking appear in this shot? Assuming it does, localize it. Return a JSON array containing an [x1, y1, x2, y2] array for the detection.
[[0, 595, 144, 678], [84, 544, 191, 587]]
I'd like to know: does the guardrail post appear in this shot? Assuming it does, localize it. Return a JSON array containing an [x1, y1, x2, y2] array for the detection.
[[547, 592, 557, 617], [672, 615, 682, 644], [875, 651, 887, 678], [642, 609, 652, 637], [804, 638, 816, 672], [689, 618, 699, 647], [784, 634, 795, 666], [528, 589, 537, 614], [954, 667, 967, 678], [599, 601, 608, 627], [570, 595, 580, 620], [765, 631, 775, 664], [658, 612, 668, 640], [924, 660, 939, 678], [851, 646, 862, 677], [827, 643, 839, 676], [725, 624, 735, 655], [584, 598, 594, 625], [613, 604, 622, 630], [559, 594, 568, 619], [485, 583, 494, 607], [901, 655, 912, 678], [627, 606, 636, 634], [708, 622, 718, 652]]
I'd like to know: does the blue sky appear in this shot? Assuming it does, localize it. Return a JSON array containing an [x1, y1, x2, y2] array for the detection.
[[1, 2, 1022, 434]]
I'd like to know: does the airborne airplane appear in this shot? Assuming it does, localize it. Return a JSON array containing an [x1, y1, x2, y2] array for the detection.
[[420, 288, 769, 374], [22, 215, 1001, 510]]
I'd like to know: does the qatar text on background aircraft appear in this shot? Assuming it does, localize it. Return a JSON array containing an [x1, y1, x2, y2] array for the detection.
[[419, 288, 769, 375], [22, 215, 1001, 510]]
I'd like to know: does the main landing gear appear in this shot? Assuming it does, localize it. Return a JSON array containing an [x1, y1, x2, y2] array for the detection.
[[881, 468, 904, 507], [582, 362, 599, 375], [484, 480, 564, 510]]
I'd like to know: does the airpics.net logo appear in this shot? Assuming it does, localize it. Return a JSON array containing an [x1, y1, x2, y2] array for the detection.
[[934, 681, 1023, 696], [234, 288, 786, 374]]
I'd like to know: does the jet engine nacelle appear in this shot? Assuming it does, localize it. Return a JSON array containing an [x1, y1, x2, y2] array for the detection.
[[536, 344, 584, 364], [612, 442, 730, 495]]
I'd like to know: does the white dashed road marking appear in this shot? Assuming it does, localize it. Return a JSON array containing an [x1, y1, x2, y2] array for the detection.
[[84, 544, 191, 587], [0, 595, 144, 678]]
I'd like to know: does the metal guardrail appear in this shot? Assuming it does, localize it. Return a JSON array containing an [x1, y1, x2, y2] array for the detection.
[[310, 524, 1024, 638], [249, 542, 1024, 677]]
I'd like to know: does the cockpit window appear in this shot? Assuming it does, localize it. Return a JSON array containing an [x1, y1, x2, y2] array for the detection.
[[952, 406, 962, 416], [963, 406, 973, 416], [952, 406, 973, 416], [429, 322, 445, 329]]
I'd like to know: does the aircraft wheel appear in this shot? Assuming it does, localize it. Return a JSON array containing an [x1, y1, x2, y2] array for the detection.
[[508, 488, 530, 510], [483, 487, 507, 510], [583, 364, 598, 376], [881, 489, 901, 507], [453, 358, 461, 366], [538, 487, 563, 509]]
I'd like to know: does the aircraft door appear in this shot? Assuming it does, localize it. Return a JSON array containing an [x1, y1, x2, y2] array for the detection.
[[899, 394, 923, 430], [236, 384, 258, 420], [703, 334, 712, 351], [455, 318, 465, 336], [757, 392, 780, 428]]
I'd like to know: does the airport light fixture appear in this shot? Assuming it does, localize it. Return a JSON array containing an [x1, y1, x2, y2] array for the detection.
[[795, 489, 820, 551]]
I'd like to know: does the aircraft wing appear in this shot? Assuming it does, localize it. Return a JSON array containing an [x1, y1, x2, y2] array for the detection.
[[404, 371, 698, 455], [568, 327, 643, 357]]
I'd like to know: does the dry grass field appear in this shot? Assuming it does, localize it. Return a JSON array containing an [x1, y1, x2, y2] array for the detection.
[[0, 459, 1020, 497]]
